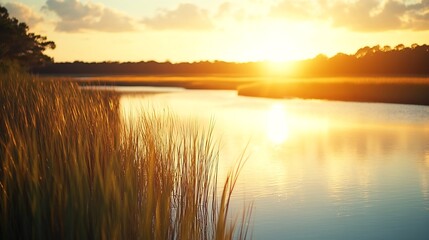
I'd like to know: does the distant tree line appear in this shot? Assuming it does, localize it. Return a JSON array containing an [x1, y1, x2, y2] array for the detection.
[[298, 44, 429, 77], [33, 44, 429, 77]]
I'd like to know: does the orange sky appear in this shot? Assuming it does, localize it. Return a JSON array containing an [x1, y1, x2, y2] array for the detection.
[[4, 0, 429, 62]]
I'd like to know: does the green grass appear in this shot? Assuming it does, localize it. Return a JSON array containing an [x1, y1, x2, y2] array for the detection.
[[0, 70, 252, 239]]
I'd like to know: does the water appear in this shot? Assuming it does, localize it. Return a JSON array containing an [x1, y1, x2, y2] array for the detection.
[[119, 88, 429, 239]]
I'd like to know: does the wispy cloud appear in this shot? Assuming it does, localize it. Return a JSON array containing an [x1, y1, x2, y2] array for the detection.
[[4, 2, 43, 27], [269, 0, 429, 31], [142, 3, 214, 31], [43, 0, 135, 32]]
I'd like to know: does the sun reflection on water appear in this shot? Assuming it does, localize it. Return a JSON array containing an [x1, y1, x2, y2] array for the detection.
[[266, 103, 289, 144], [120, 95, 151, 123]]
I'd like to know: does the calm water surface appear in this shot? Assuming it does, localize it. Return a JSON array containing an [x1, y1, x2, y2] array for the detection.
[[120, 89, 429, 239]]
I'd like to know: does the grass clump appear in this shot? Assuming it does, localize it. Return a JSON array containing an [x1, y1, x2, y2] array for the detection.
[[0, 70, 252, 239]]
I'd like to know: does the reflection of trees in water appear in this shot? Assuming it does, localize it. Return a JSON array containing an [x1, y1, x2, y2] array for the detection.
[[263, 125, 429, 205], [322, 126, 428, 206], [268, 126, 429, 165]]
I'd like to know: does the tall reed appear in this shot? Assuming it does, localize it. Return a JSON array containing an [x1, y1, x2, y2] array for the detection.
[[0, 70, 252, 239]]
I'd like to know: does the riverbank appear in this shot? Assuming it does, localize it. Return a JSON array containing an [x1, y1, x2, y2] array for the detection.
[[48, 75, 429, 106], [237, 81, 429, 106]]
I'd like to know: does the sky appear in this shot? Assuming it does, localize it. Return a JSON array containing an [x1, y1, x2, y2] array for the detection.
[[2, 0, 429, 63]]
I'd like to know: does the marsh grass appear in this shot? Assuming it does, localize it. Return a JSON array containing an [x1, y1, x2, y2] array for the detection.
[[0, 70, 252, 239]]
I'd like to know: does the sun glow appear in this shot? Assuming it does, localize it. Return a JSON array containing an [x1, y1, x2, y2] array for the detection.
[[263, 61, 297, 75]]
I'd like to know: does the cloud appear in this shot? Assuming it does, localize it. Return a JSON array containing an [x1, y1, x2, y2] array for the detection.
[[405, 0, 429, 30], [142, 3, 214, 31], [213, 1, 268, 23], [4, 2, 43, 27], [215, 2, 232, 18], [43, 0, 135, 32], [269, 0, 429, 31], [329, 0, 409, 31], [270, 0, 320, 20]]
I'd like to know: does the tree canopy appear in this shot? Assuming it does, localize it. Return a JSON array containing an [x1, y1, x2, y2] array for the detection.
[[300, 43, 429, 77], [0, 5, 55, 68]]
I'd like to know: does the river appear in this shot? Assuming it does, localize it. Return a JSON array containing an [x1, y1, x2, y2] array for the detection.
[[119, 88, 429, 239]]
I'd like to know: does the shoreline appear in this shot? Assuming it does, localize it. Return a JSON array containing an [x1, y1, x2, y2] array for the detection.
[[42, 75, 429, 106], [237, 81, 429, 106]]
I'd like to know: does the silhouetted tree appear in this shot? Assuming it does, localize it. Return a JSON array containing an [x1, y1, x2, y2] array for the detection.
[[394, 44, 405, 51], [355, 46, 371, 58], [370, 45, 381, 53], [0, 5, 55, 68], [382, 45, 392, 52]]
